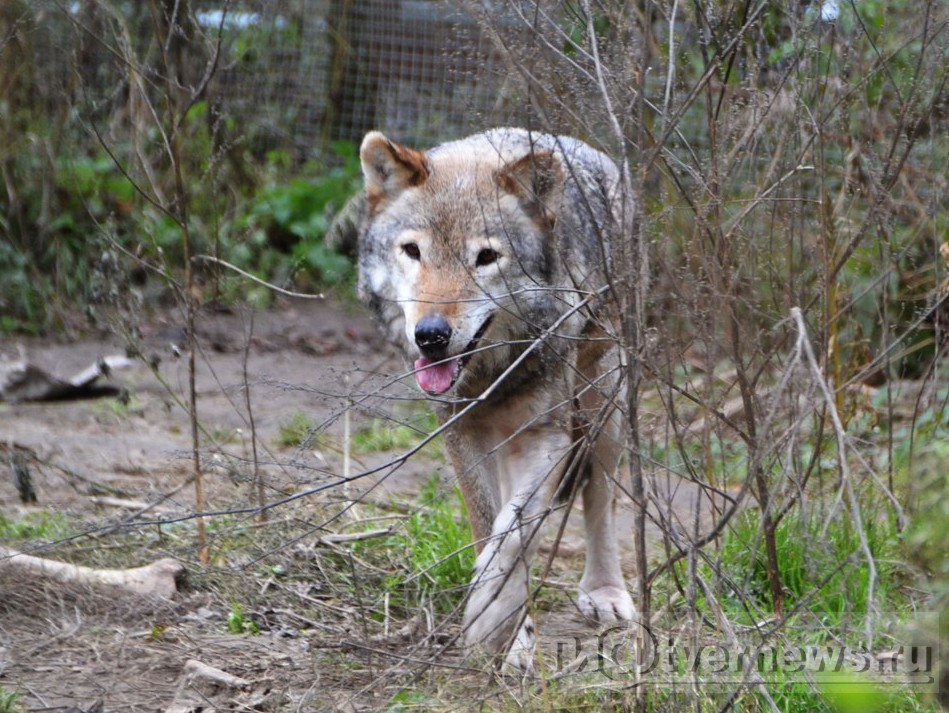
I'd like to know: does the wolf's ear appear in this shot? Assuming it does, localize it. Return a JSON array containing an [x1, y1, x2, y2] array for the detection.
[[495, 151, 564, 228], [360, 131, 429, 214]]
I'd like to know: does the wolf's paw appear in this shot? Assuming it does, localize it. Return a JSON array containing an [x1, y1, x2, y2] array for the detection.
[[464, 615, 536, 673], [577, 585, 635, 623], [500, 617, 536, 674]]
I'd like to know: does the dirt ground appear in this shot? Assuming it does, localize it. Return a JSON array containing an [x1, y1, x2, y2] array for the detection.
[[0, 299, 708, 712]]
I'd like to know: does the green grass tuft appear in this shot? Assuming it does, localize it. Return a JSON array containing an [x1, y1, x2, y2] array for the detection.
[[353, 475, 474, 615], [715, 508, 902, 627], [276, 412, 318, 448], [0, 511, 76, 543], [226, 602, 260, 635], [352, 409, 440, 456], [0, 689, 22, 713]]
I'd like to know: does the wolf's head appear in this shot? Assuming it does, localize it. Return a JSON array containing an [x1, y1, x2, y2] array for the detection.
[[357, 130, 567, 397]]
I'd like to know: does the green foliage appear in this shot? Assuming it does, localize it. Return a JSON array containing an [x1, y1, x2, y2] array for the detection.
[[715, 508, 901, 623], [818, 673, 916, 713], [276, 412, 318, 448], [59, 153, 136, 220], [352, 409, 439, 456], [0, 242, 42, 334], [397, 477, 474, 597], [91, 391, 142, 421], [899, 406, 949, 710], [354, 476, 474, 615], [384, 690, 440, 711], [226, 602, 260, 635], [0, 101, 360, 331], [756, 672, 936, 713], [904, 464, 949, 580], [0, 689, 22, 713], [239, 141, 361, 289], [886, 390, 949, 488], [0, 3, 370, 332], [0, 511, 75, 542]]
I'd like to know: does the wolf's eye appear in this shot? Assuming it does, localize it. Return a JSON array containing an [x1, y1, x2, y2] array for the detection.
[[475, 248, 500, 267], [402, 243, 421, 261]]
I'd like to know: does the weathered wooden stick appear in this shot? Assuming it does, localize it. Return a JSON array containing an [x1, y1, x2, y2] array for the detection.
[[0, 547, 183, 598]]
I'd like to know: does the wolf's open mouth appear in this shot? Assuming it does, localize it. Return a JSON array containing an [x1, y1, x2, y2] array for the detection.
[[414, 315, 494, 395]]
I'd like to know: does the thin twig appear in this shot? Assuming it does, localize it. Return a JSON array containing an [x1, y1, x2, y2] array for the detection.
[[790, 306, 877, 645], [241, 310, 265, 522], [192, 254, 325, 299]]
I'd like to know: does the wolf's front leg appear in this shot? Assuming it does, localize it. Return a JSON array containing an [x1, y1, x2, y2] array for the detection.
[[576, 402, 635, 624], [444, 399, 570, 670], [462, 493, 544, 670]]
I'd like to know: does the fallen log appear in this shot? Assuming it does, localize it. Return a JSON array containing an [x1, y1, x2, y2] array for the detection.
[[0, 547, 184, 598], [0, 353, 134, 402]]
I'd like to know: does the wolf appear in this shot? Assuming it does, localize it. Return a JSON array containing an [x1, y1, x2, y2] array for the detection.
[[354, 128, 635, 669]]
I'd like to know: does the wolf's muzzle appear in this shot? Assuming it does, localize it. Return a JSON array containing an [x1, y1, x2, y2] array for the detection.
[[415, 313, 452, 358]]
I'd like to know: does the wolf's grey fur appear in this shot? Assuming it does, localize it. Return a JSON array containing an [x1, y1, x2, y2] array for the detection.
[[354, 128, 635, 669]]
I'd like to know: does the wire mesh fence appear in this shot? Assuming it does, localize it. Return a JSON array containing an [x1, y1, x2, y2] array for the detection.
[[18, 0, 538, 161]]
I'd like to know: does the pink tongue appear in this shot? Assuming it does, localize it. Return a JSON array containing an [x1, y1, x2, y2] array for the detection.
[[414, 357, 458, 394]]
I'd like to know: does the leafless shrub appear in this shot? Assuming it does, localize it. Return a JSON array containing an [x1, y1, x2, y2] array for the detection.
[[447, 0, 947, 706]]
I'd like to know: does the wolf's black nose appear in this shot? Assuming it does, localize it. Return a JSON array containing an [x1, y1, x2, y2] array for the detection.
[[415, 313, 452, 356]]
